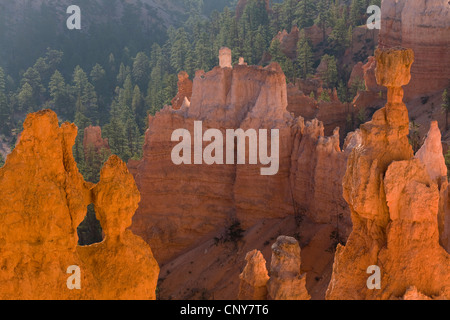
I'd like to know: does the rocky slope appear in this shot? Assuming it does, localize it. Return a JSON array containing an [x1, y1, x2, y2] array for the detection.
[[0, 110, 159, 299]]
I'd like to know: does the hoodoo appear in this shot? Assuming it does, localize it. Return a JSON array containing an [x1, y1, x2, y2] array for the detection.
[[326, 48, 450, 300], [0, 110, 159, 300]]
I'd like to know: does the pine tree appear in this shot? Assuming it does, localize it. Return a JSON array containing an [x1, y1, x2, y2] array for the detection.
[[319, 90, 331, 102], [72, 66, 98, 122], [73, 110, 92, 171], [194, 32, 212, 72], [120, 75, 133, 109], [281, 0, 298, 30], [132, 84, 145, 130], [21, 67, 45, 107], [254, 26, 267, 64], [329, 17, 350, 54], [116, 63, 130, 87], [170, 27, 191, 73], [269, 39, 285, 64], [90, 64, 106, 84], [146, 60, 165, 115], [442, 89, 450, 131], [319, 54, 338, 89], [296, 30, 314, 80], [349, 0, 367, 26], [103, 100, 128, 160], [0, 67, 9, 134], [132, 52, 150, 90], [315, 0, 331, 45], [108, 53, 116, 73], [49, 70, 71, 117], [17, 82, 35, 112], [295, 0, 317, 29]]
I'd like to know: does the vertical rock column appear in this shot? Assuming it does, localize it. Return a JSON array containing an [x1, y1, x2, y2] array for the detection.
[[326, 48, 414, 299], [238, 250, 269, 300], [266, 236, 310, 300], [327, 48, 450, 300]]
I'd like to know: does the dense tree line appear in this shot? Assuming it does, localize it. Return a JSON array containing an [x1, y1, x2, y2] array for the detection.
[[0, 0, 380, 175]]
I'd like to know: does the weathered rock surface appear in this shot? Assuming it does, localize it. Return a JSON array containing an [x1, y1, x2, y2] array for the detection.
[[287, 84, 350, 140], [379, 0, 450, 100], [415, 122, 450, 251], [267, 236, 310, 300], [290, 118, 351, 227], [273, 26, 300, 60], [78, 155, 160, 300], [83, 125, 110, 159], [238, 250, 269, 300], [415, 121, 448, 184], [348, 62, 365, 89], [0, 110, 159, 300], [171, 71, 193, 110], [326, 48, 450, 300], [131, 50, 352, 266], [238, 236, 311, 301], [132, 61, 297, 264]]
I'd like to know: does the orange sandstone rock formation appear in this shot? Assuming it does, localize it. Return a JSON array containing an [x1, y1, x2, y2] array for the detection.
[[239, 236, 310, 301], [0, 110, 159, 300], [131, 49, 352, 266], [83, 125, 110, 155], [287, 84, 350, 140], [290, 118, 351, 227], [267, 236, 310, 300], [326, 48, 450, 300], [415, 122, 450, 251], [379, 0, 450, 100], [77, 155, 160, 300], [238, 250, 269, 300], [348, 62, 364, 89], [171, 71, 193, 110]]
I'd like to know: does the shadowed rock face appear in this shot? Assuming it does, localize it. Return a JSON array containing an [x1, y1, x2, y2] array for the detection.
[[0, 110, 159, 300], [326, 48, 450, 300]]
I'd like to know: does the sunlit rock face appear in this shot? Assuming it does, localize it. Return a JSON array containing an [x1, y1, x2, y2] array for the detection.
[[238, 250, 269, 300], [0, 110, 159, 300], [326, 48, 450, 300]]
